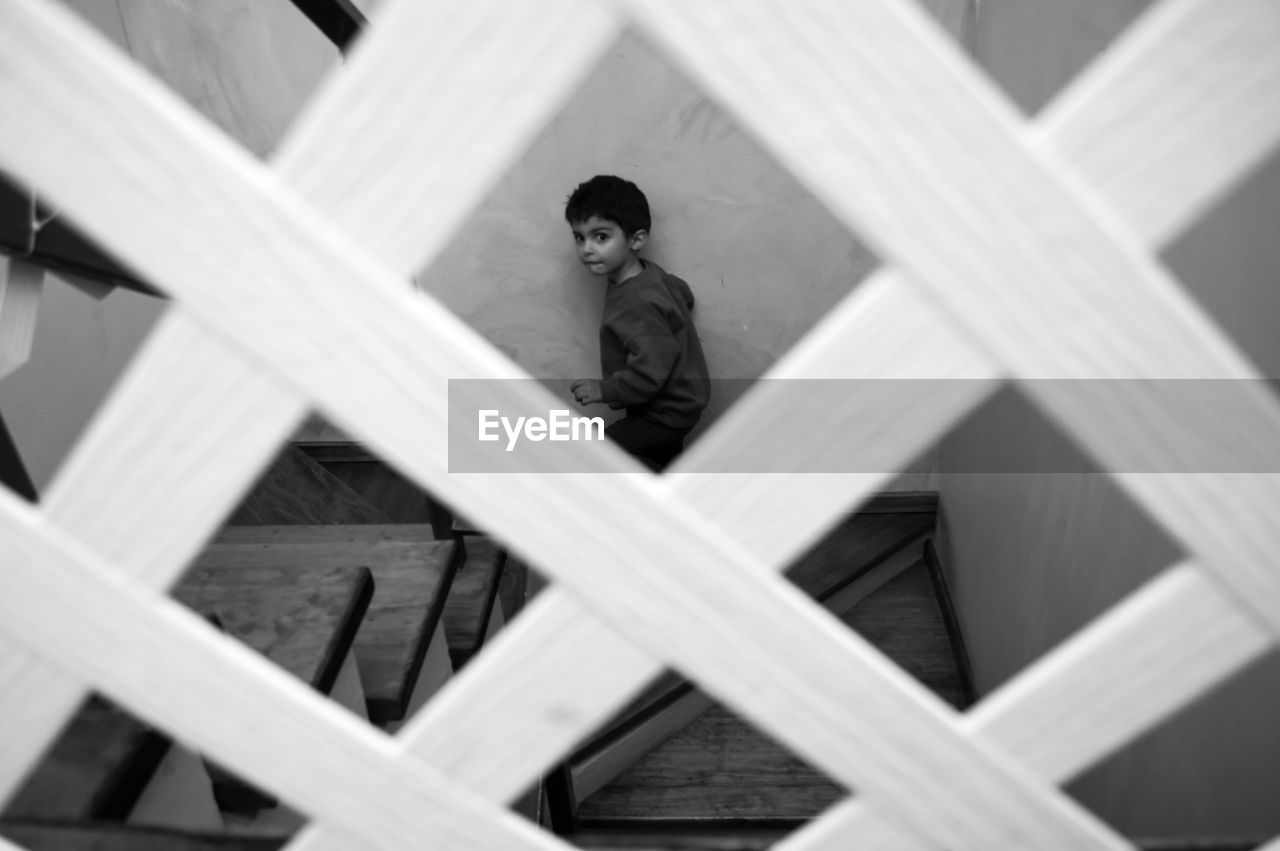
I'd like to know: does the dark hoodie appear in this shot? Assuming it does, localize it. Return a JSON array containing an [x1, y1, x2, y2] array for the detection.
[[598, 260, 710, 430]]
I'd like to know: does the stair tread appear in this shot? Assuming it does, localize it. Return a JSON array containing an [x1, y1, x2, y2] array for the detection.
[[443, 537, 506, 669], [202, 525, 458, 723], [580, 511, 934, 755], [176, 554, 373, 694], [579, 561, 963, 823], [227, 445, 392, 526], [785, 512, 933, 600], [296, 449, 433, 525], [845, 560, 968, 708], [4, 697, 167, 821]]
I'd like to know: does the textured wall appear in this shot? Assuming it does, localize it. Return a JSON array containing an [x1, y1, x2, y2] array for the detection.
[[414, 27, 882, 447]]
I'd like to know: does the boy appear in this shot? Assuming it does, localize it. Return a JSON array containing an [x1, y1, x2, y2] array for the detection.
[[567, 175, 710, 471]]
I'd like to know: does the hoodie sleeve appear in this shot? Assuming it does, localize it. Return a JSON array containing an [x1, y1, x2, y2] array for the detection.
[[599, 297, 680, 409]]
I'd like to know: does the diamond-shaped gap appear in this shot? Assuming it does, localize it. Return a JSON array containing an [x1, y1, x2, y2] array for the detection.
[[0, 691, 238, 849], [146, 409, 500, 840], [933, 383, 1182, 693], [53, 0, 342, 162], [0, 252, 167, 502], [411, 23, 885, 462], [924, 382, 1280, 843], [569, 688, 848, 837], [1062, 647, 1280, 846], [1160, 147, 1280, 390], [171, 484, 369, 835], [410, 0, 976, 476], [535, 499, 955, 838], [0, 690, 228, 839], [967, 0, 1155, 118], [286, 411, 529, 690], [211, 411, 528, 727]]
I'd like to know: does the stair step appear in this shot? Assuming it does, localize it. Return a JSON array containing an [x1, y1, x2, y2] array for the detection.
[[578, 559, 963, 826], [198, 525, 458, 724], [294, 445, 434, 525], [290, 414, 452, 531], [3, 696, 170, 821], [227, 444, 391, 526], [846, 557, 968, 709], [176, 555, 373, 696], [575, 510, 935, 771], [443, 537, 507, 670], [175, 548, 374, 815]]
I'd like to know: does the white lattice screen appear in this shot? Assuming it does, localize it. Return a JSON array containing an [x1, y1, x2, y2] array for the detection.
[[1, 0, 1278, 848]]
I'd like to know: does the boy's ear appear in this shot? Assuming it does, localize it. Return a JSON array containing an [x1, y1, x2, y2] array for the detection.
[[628, 229, 649, 251]]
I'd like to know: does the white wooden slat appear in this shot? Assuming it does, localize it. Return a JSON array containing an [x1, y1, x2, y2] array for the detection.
[[0, 645, 82, 807], [778, 562, 1273, 851], [0, 310, 307, 804], [629, 0, 1280, 634], [0, 257, 43, 381], [1256, 835, 1280, 851], [779, 797, 932, 851], [664, 270, 1000, 547], [0, 5, 1126, 849], [1036, 0, 1280, 247], [964, 561, 1272, 780], [393, 588, 663, 800], [0, 490, 570, 851]]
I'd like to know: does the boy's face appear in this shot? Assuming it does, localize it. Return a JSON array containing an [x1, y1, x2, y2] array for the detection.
[[570, 215, 646, 281]]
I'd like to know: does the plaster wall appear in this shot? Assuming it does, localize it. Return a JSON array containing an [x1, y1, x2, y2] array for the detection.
[[417, 4, 970, 475], [936, 0, 1280, 837], [414, 28, 883, 447]]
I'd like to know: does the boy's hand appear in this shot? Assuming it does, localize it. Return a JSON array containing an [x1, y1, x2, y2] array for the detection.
[[571, 379, 603, 406]]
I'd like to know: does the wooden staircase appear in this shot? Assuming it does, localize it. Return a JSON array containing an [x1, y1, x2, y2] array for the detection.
[[0, 424, 953, 844], [554, 495, 972, 836]]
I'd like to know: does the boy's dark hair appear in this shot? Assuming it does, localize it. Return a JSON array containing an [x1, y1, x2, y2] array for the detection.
[[564, 175, 651, 236]]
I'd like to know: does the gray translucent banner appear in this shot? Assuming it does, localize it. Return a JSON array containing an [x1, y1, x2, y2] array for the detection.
[[447, 379, 1280, 473]]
